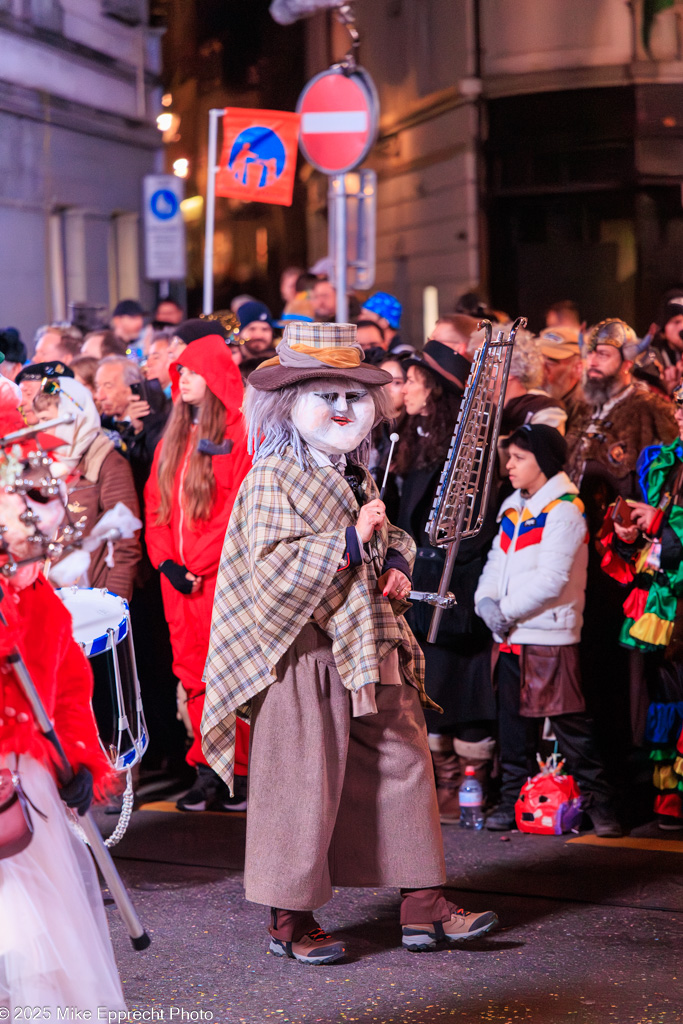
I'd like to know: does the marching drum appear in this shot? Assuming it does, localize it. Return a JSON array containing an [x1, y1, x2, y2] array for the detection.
[[56, 587, 148, 772]]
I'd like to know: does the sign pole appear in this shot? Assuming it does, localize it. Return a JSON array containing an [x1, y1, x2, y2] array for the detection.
[[331, 174, 348, 323], [203, 108, 223, 315]]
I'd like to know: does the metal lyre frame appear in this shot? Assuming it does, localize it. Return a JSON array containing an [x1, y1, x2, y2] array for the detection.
[[420, 316, 527, 643]]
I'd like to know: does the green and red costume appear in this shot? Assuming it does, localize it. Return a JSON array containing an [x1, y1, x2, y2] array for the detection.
[[600, 439, 683, 820]]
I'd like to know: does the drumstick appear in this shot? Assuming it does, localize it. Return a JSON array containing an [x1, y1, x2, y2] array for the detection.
[[379, 433, 399, 500]]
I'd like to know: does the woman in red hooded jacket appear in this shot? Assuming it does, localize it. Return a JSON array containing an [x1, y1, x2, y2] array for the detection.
[[145, 334, 251, 811]]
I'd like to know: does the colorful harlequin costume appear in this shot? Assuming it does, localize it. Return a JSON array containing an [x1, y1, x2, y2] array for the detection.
[[599, 437, 683, 821], [565, 319, 678, 808]]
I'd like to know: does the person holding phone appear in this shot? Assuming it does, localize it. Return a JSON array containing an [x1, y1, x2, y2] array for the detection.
[[602, 384, 683, 829], [95, 355, 170, 493]]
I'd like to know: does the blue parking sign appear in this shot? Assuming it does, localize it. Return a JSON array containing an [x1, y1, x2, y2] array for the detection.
[[150, 189, 179, 220], [143, 175, 186, 281]]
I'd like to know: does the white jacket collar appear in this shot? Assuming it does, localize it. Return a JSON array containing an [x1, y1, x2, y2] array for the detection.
[[497, 471, 578, 522]]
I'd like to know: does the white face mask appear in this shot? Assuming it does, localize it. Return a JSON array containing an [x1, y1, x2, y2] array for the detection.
[[291, 378, 375, 456]]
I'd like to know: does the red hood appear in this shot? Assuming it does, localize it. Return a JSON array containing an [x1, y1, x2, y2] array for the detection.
[[171, 334, 244, 425]]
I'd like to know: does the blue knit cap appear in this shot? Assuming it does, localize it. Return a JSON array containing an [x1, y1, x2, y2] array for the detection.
[[362, 291, 402, 330]]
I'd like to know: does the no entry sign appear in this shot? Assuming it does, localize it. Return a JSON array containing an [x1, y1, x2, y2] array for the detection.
[[297, 66, 379, 175]]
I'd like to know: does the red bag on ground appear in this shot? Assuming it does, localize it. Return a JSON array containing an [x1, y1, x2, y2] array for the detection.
[[515, 763, 583, 836]]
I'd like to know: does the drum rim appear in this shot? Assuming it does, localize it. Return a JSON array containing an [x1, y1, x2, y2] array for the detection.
[[56, 586, 130, 654]]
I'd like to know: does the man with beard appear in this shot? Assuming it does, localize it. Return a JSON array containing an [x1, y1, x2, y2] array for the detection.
[[566, 319, 677, 816], [566, 319, 676, 530]]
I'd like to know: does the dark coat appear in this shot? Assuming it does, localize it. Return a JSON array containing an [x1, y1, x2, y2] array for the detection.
[[566, 381, 677, 537], [394, 454, 497, 730]]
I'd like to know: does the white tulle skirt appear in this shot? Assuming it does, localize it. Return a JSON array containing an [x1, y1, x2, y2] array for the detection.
[[0, 755, 126, 1016]]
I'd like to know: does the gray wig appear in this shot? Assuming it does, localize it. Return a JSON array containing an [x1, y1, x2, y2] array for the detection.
[[245, 378, 393, 469]]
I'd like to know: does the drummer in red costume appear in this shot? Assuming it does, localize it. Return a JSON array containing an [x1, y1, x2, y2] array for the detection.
[[145, 333, 252, 811], [0, 374, 125, 1014]]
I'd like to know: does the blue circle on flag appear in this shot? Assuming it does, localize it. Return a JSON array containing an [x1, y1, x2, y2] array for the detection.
[[150, 189, 179, 220], [228, 127, 286, 188]]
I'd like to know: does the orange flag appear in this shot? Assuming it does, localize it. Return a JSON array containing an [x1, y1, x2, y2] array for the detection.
[[215, 108, 301, 207]]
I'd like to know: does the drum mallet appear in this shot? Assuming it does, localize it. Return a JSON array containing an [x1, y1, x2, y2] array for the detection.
[[379, 433, 399, 500], [1, 635, 151, 950]]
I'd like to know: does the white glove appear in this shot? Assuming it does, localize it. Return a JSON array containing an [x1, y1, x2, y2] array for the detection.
[[477, 597, 512, 638]]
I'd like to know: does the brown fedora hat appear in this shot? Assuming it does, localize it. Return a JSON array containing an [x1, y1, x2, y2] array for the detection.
[[248, 321, 392, 391]]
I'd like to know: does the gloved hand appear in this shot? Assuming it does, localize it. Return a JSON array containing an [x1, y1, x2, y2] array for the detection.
[[477, 597, 511, 637], [159, 560, 195, 595], [59, 766, 93, 816]]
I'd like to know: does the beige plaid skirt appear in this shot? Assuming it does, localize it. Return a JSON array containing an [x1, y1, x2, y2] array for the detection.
[[244, 623, 446, 911]]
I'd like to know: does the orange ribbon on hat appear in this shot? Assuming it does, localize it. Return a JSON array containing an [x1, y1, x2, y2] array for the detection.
[[257, 343, 363, 370]]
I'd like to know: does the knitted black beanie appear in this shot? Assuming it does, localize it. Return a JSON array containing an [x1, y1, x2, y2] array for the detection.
[[504, 423, 567, 479]]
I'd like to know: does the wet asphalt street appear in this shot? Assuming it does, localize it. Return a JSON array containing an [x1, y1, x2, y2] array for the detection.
[[97, 800, 682, 1024]]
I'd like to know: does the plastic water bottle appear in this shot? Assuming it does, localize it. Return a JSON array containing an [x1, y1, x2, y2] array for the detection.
[[459, 766, 484, 830]]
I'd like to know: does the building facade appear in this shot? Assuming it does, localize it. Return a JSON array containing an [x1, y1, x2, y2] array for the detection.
[[159, 0, 307, 317], [0, 0, 161, 346], [302, 0, 683, 342]]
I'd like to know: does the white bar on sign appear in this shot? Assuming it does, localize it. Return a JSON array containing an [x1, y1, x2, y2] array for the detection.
[[302, 111, 367, 134]]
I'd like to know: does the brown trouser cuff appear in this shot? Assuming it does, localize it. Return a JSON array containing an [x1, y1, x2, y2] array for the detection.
[[269, 908, 318, 942], [400, 887, 451, 925]]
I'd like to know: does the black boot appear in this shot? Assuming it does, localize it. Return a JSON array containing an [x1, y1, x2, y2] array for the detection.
[[584, 797, 623, 838], [176, 764, 224, 811], [485, 804, 516, 831]]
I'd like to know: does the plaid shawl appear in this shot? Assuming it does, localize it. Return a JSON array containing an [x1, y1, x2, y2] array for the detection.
[[201, 447, 434, 788]]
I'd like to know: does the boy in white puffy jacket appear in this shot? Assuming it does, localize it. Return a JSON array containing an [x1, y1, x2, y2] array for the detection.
[[475, 424, 621, 837]]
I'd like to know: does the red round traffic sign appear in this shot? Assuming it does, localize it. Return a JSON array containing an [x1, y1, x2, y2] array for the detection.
[[297, 66, 379, 175]]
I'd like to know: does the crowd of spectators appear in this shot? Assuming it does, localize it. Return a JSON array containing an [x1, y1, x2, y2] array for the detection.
[[2, 273, 683, 836]]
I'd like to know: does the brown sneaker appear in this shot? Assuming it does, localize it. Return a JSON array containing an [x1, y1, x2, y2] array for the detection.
[[402, 907, 498, 951], [269, 926, 346, 965]]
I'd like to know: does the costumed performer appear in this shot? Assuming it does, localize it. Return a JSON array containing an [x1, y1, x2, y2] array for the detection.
[[202, 321, 498, 964], [600, 382, 683, 829], [0, 378, 125, 1013]]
